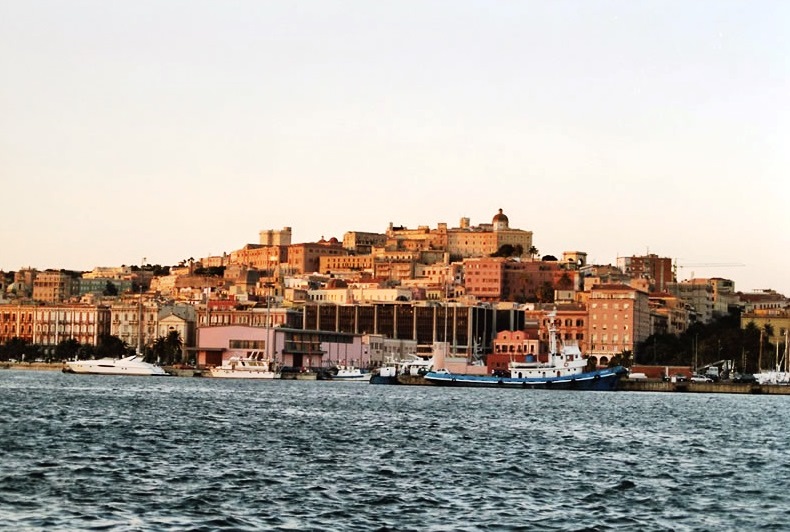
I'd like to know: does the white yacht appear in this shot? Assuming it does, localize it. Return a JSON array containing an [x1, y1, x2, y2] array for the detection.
[[207, 354, 280, 379], [64, 355, 169, 376], [330, 365, 371, 382]]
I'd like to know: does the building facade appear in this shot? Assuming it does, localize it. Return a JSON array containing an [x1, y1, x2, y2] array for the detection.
[[587, 283, 650, 365]]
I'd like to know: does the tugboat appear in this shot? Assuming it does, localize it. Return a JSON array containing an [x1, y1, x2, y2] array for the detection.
[[424, 311, 626, 391]]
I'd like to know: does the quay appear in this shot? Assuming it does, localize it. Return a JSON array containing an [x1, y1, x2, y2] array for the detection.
[[6, 363, 790, 395], [619, 379, 790, 395]]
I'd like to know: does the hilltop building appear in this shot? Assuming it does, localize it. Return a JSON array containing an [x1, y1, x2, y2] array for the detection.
[[386, 209, 533, 260]]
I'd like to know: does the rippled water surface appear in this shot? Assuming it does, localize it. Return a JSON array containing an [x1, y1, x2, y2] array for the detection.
[[2, 370, 790, 531]]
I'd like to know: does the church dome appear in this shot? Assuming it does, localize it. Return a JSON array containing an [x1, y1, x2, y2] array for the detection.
[[492, 208, 509, 224]]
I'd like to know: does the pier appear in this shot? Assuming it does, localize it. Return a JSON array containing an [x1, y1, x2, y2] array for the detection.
[[619, 380, 790, 395]]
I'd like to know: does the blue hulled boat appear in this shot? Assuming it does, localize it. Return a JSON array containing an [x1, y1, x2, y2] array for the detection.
[[424, 311, 626, 391], [423, 366, 626, 390]]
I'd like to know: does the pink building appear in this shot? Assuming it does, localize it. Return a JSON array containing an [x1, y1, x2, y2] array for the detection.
[[195, 325, 367, 370]]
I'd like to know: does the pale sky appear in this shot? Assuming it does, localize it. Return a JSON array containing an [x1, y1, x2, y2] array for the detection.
[[1, 1, 788, 295]]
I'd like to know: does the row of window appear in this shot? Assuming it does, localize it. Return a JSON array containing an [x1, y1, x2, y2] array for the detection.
[[590, 334, 631, 343], [591, 314, 630, 321], [229, 340, 267, 349], [591, 324, 630, 331], [590, 302, 632, 309], [35, 325, 96, 333]]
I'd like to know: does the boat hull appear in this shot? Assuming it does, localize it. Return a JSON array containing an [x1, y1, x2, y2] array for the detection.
[[64, 360, 169, 377], [331, 375, 371, 382], [424, 367, 626, 391], [207, 369, 280, 379], [370, 375, 399, 385]]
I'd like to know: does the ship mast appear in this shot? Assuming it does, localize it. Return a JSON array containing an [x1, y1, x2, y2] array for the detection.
[[137, 257, 145, 356]]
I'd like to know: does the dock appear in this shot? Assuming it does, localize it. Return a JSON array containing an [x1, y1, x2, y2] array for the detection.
[[619, 380, 790, 395]]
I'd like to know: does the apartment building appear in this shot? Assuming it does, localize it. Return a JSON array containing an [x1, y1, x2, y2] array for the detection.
[[649, 292, 691, 336], [0, 304, 36, 344], [617, 254, 674, 292], [587, 283, 650, 364], [32, 270, 79, 303], [110, 301, 161, 352], [463, 257, 506, 301], [32, 304, 112, 347], [667, 279, 715, 324]]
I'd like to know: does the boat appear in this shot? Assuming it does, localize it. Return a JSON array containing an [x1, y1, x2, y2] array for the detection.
[[398, 353, 434, 376], [207, 352, 280, 379], [329, 365, 371, 382], [64, 354, 169, 376], [370, 363, 399, 385], [755, 330, 790, 385], [424, 312, 626, 391]]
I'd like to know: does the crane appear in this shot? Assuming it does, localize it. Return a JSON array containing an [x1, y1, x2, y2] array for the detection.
[[673, 260, 745, 280]]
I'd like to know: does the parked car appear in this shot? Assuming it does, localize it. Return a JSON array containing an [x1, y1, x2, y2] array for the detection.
[[690, 374, 713, 383], [732, 372, 757, 384]]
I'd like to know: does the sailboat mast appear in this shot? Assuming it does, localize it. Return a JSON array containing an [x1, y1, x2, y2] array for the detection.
[[138, 257, 145, 356]]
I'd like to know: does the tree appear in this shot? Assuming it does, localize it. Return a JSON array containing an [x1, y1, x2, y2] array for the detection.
[[537, 282, 555, 303], [152, 331, 184, 365], [95, 334, 131, 358], [0, 337, 28, 361], [527, 246, 539, 259], [557, 273, 574, 290], [55, 338, 81, 361], [165, 331, 183, 364], [103, 280, 119, 296]]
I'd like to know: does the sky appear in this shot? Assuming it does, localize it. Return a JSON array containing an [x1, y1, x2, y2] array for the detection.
[[1, 1, 788, 295]]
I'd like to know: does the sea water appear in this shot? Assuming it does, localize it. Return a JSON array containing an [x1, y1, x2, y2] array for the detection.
[[1, 369, 789, 531]]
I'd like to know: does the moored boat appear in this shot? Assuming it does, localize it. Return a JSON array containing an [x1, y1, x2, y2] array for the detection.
[[64, 355, 170, 376], [370, 364, 399, 385], [206, 353, 280, 379], [330, 365, 371, 382], [424, 311, 626, 391]]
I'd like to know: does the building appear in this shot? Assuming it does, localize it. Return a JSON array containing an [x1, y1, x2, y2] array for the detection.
[[0, 303, 36, 344], [488, 328, 541, 374], [259, 226, 292, 247], [110, 300, 161, 353], [32, 304, 112, 348], [76, 278, 133, 296], [287, 239, 347, 274], [587, 283, 650, 365], [157, 304, 197, 351], [617, 254, 674, 292], [649, 292, 691, 336], [668, 279, 715, 324], [740, 308, 790, 349], [32, 270, 79, 303], [385, 209, 533, 260], [342, 231, 387, 254], [446, 209, 533, 259], [194, 325, 366, 370]]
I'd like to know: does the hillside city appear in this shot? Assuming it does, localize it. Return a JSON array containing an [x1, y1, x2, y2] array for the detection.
[[1, 209, 788, 373]]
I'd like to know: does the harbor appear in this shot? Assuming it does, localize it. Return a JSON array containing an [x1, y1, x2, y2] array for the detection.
[[7, 362, 790, 395]]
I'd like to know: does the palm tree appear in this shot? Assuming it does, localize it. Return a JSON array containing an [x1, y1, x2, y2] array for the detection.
[[165, 331, 183, 364], [527, 246, 539, 260]]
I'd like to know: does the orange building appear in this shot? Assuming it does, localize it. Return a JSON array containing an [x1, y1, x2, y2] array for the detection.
[[487, 328, 541, 375], [287, 239, 347, 274], [0, 304, 36, 344], [587, 283, 650, 366]]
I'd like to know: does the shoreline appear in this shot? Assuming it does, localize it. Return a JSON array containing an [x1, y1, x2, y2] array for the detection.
[[5, 364, 790, 394]]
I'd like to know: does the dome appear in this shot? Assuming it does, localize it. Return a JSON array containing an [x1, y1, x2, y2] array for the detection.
[[492, 208, 509, 224]]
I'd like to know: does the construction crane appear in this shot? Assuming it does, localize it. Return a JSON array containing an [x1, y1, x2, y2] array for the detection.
[[673, 260, 745, 280]]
